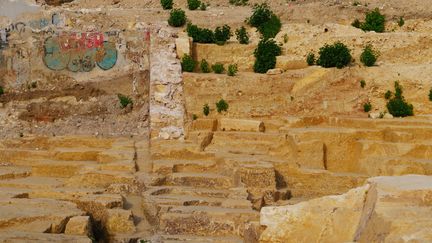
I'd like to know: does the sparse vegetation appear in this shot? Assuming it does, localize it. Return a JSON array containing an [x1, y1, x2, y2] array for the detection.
[[216, 99, 229, 113], [247, 3, 281, 39], [306, 53, 315, 66], [363, 102, 372, 112], [214, 25, 232, 45], [235, 27, 249, 44], [227, 64, 238, 76], [386, 81, 414, 117], [316, 42, 352, 69], [429, 89, 432, 102], [253, 38, 282, 73], [181, 54, 196, 72], [229, 0, 248, 6], [200, 2, 207, 10], [0, 86, 4, 96], [118, 94, 133, 108], [200, 59, 211, 73], [283, 34, 288, 43], [203, 103, 210, 116], [398, 17, 405, 27], [187, 0, 201, 10], [360, 44, 378, 67], [352, 1, 361, 6], [360, 80, 366, 88], [192, 114, 198, 120], [160, 0, 173, 10], [212, 63, 225, 74], [351, 19, 361, 28], [186, 23, 214, 43], [385, 90, 392, 100], [168, 9, 186, 27], [362, 8, 386, 32]]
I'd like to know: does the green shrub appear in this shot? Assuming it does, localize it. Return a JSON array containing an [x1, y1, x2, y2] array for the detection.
[[351, 19, 361, 28], [200, 2, 207, 10], [429, 89, 432, 102], [384, 90, 392, 99], [227, 64, 238, 76], [316, 42, 352, 69], [398, 17, 405, 27], [229, 0, 248, 6], [253, 38, 282, 73], [118, 94, 133, 108], [363, 102, 372, 112], [247, 3, 281, 39], [235, 26, 249, 44], [386, 81, 414, 117], [214, 25, 232, 45], [0, 86, 4, 96], [186, 23, 214, 43], [168, 9, 187, 27], [216, 99, 229, 113], [360, 80, 366, 88], [212, 63, 225, 74], [306, 53, 315, 66], [181, 54, 196, 72], [361, 8, 385, 33], [283, 34, 288, 43], [203, 103, 210, 116], [192, 114, 198, 120], [200, 59, 211, 73], [160, 0, 173, 9], [360, 44, 378, 67], [188, 0, 201, 10]]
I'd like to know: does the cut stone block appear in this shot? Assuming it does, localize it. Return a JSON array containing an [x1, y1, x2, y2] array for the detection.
[[220, 118, 265, 133]]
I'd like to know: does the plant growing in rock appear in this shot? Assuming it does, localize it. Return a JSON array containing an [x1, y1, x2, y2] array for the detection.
[[361, 8, 385, 32], [360, 80, 366, 88], [229, 0, 248, 6], [203, 103, 210, 116], [118, 94, 133, 108], [316, 42, 351, 69], [187, 0, 201, 10], [168, 9, 186, 27], [306, 53, 315, 66], [160, 0, 173, 10], [227, 64, 238, 76], [429, 89, 432, 102], [212, 63, 225, 74], [385, 90, 392, 99], [216, 99, 229, 113], [386, 81, 414, 117], [186, 23, 215, 43], [0, 86, 4, 95], [283, 34, 288, 43], [253, 38, 282, 73], [181, 54, 196, 72], [398, 17, 405, 27], [363, 102, 372, 112], [192, 114, 198, 120], [247, 3, 281, 39], [235, 26, 249, 44], [200, 2, 207, 10], [360, 44, 378, 67], [351, 19, 361, 28], [200, 59, 211, 73], [214, 25, 232, 45]]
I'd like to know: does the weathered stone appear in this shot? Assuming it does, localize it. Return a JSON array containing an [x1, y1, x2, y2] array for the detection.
[[266, 68, 283, 75], [105, 209, 136, 235], [191, 118, 218, 131], [65, 216, 92, 236], [220, 118, 265, 132], [175, 34, 192, 59]]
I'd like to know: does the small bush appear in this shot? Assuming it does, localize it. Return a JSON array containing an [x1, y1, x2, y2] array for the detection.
[[186, 23, 214, 43], [253, 38, 282, 73], [316, 42, 352, 69], [360, 80, 366, 88], [283, 34, 288, 43], [181, 54, 196, 72], [203, 103, 210, 116], [216, 99, 229, 113], [229, 0, 248, 6], [360, 44, 378, 67], [168, 9, 187, 27], [0, 86, 4, 95], [352, 19, 361, 28], [306, 53, 315, 66], [214, 25, 232, 45], [363, 102, 372, 112], [429, 89, 432, 102], [235, 26, 249, 44], [361, 8, 385, 33], [398, 17, 405, 27], [118, 94, 133, 108], [212, 63, 225, 74], [247, 3, 281, 39], [192, 114, 198, 120], [187, 0, 201, 10], [384, 90, 392, 100], [200, 59, 211, 73], [386, 81, 414, 117], [200, 2, 207, 10], [160, 0, 173, 10], [227, 64, 238, 76]]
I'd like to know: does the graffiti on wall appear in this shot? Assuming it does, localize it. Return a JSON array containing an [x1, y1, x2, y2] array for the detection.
[[43, 32, 118, 72]]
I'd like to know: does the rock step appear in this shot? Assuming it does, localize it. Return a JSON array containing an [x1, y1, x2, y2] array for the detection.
[[160, 234, 243, 243], [166, 173, 235, 189], [149, 193, 252, 209], [212, 131, 282, 143], [0, 232, 91, 242], [358, 139, 432, 159], [31, 160, 99, 178], [359, 156, 432, 176], [152, 159, 218, 174], [0, 166, 31, 180], [151, 143, 215, 161], [0, 176, 64, 189], [160, 206, 259, 237], [0, 149, 54, 162], [146, 186, 249, 200]]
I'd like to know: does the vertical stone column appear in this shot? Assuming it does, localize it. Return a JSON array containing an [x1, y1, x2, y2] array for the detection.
[[149, 25, 185, 139]]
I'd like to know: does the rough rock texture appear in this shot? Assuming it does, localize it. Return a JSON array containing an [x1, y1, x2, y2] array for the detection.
[[260, 175, 432, 243], [65, 216, 92, 236]]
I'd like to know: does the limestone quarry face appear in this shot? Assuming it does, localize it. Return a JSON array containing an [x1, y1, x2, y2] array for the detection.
[[2, 0, 432, 242]]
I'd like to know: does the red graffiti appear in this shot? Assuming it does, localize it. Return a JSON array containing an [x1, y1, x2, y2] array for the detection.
[[58, 32, 104, 51]]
